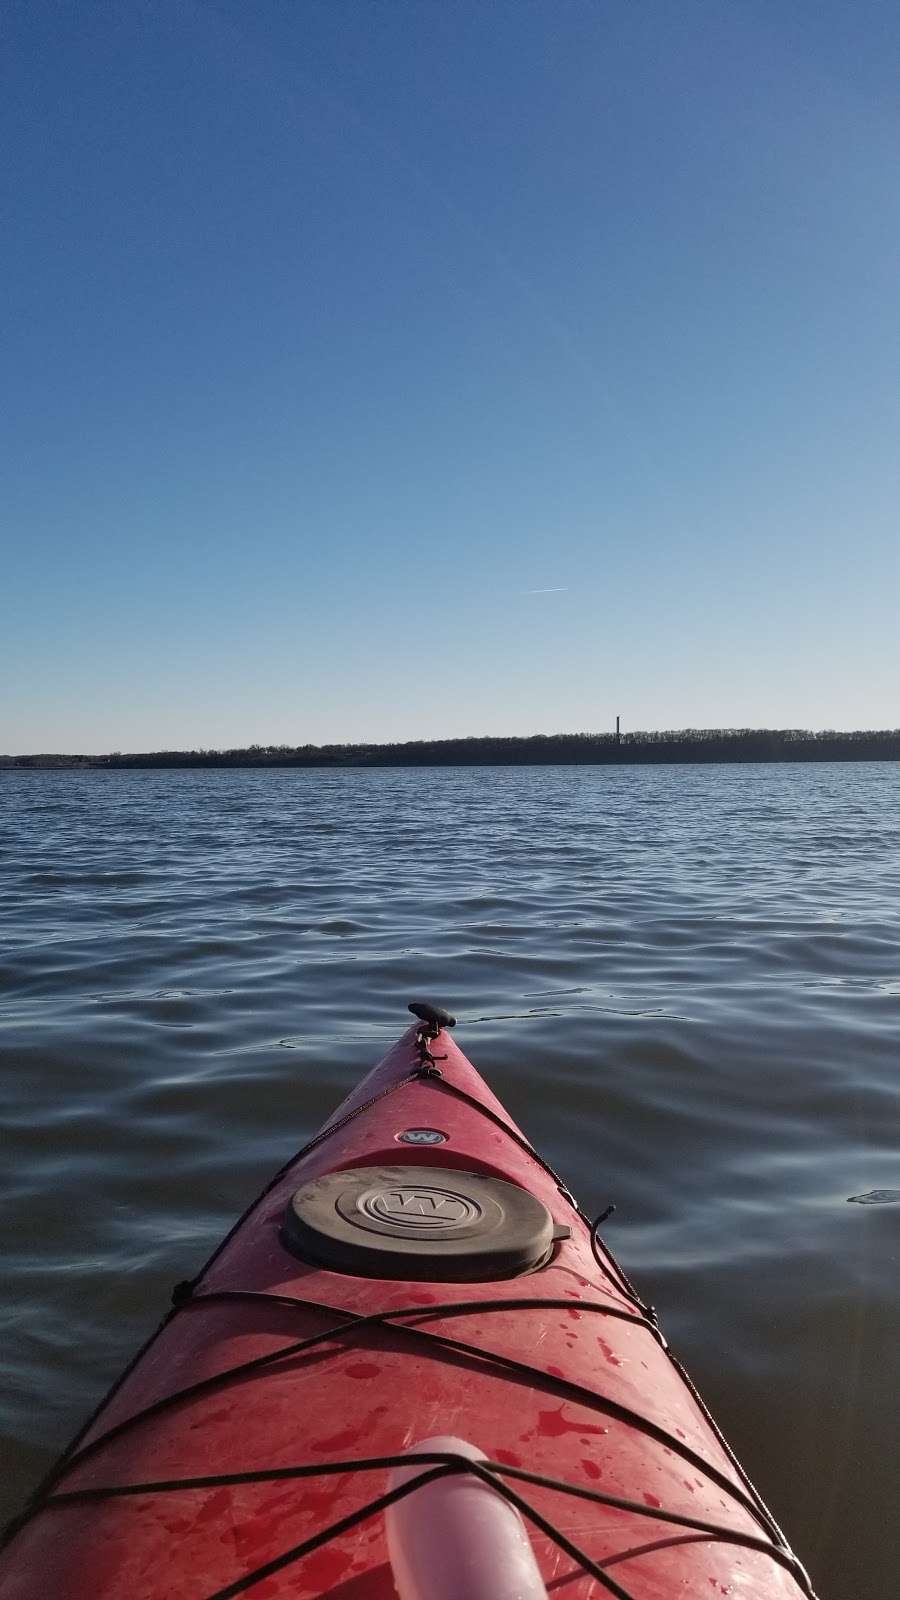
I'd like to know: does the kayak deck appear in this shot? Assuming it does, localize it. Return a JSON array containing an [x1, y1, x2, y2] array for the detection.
[[0, 1016, 815, 1599]]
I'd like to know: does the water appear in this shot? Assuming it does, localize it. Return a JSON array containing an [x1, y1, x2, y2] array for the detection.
[[2, 764, 898, 1598]]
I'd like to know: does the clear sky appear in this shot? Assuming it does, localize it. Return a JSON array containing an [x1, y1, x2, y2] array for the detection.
[[3, 0, 899, 752]]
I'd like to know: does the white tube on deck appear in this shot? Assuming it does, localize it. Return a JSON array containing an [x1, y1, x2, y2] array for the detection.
[[385, 1435, 549, 1600]]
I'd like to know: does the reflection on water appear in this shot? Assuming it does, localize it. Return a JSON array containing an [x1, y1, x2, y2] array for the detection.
[[2, 763, 899, 1598]]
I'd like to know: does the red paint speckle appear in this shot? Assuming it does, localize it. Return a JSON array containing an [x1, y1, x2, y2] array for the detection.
[[643, 1492, 662, 1508], [538, 1406, 609, 1439], [290, 1486, 340, 1519], [683, 1479, 696, 1493], [493, 1448, 522, 1467], [546, 1364, 565, 1378], [233, 1515, 279, 1557], [596, 1336, 624, 1367], [312, 1406, 387, 1452], [300, 1547, 354, 1588], [313, 1423, 366, 1452], [581, 1459, 602, 1480], [344, 1362, 381, 1379], [567, 1308, 582, 1321], [196, 1488, 231, 1524]]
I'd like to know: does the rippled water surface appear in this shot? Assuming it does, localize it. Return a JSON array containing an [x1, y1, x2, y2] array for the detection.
[[2, 764, 899, 1597]]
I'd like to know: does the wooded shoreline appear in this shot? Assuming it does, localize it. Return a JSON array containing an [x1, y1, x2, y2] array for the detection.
[[4, 729, 900, 768]]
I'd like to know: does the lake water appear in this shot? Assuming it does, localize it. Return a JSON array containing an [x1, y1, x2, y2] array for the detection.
[[1, 763, 898, 1598]]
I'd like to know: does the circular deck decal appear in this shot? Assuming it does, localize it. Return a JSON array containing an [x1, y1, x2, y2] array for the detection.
[[396, 1127, 448, 1145]]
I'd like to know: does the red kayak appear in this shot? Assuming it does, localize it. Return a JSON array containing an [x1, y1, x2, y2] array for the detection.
[[1, 1005, 815, 1599]]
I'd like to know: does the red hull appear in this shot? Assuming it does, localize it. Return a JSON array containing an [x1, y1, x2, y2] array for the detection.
[[0, 1021, 813, 1599]]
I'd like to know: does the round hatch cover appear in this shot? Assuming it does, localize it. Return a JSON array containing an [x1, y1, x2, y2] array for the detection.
[[281, 1165, 556, 1281]]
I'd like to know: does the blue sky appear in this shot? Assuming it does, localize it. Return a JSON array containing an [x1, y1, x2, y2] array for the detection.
[[3, 0, 899, 751]]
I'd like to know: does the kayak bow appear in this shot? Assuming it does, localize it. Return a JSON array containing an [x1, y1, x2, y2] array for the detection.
[[0, 1005, 815, 1599]]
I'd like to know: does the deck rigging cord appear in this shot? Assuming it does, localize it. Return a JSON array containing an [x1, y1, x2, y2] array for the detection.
[[29, 1450, 816, 1600]]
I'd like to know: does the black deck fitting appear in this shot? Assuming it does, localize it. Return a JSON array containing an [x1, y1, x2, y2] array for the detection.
[[408, 1001, 457, 1030]]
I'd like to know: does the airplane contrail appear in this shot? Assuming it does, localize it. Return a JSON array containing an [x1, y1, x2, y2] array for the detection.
[[521, 586, 569, 594]]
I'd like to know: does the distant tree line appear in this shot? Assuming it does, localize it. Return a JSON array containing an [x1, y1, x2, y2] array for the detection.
[[3, 727, 900, 768]]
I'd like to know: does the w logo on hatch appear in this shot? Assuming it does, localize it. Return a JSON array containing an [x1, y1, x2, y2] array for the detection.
[[381, 1191, 463, 1218], [361, 1185, 481, 1231]]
